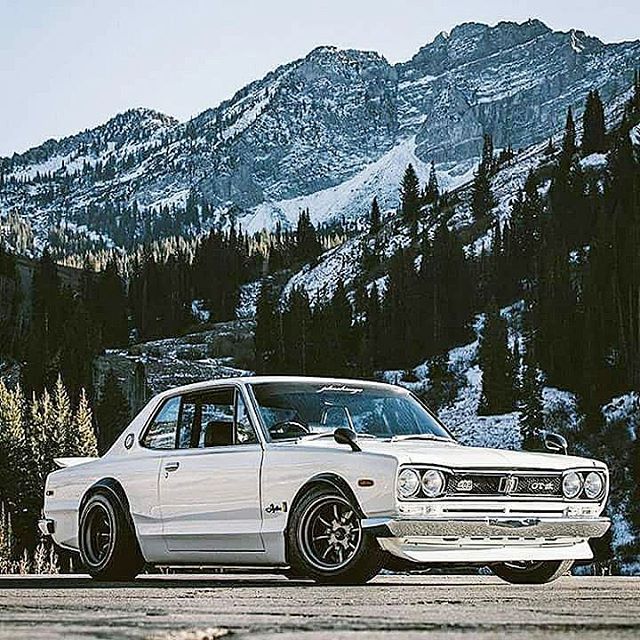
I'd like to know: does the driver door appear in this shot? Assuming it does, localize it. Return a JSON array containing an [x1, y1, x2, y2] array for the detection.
[[158, 386, 264, 553]]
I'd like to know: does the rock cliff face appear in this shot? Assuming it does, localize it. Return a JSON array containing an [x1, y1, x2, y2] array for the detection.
[[397, 20, 635, 162], [1, 20, 638, 251]]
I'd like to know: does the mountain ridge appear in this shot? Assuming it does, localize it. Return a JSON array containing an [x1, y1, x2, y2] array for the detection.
[[1, 19, 639, 254]]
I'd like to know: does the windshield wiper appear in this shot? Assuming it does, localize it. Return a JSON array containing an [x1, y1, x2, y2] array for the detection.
[[299, 432, 377, 441], [390, 434, 454, 443]]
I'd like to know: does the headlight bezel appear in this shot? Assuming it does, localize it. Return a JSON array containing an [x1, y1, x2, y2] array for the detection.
[[397, 466, 448, 500], [421, 469, 446, 498], [583, 471, 605, 500], [397, 468, 421, 499], [562, 470, 583, 499], [562, 469, 607, 501]]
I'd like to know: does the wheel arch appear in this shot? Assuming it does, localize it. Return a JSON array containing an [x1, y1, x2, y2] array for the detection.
[[79, 477, 138, 541], [284, 473, 365, 566], [288, 473, 364, 520]]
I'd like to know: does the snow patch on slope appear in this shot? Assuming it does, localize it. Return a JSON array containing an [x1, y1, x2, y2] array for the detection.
[[240, 138, 476, 233], [281, 236, 364, 305]]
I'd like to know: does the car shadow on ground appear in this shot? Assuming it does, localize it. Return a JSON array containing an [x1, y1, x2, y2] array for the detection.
[[0, 574, 470, 589]]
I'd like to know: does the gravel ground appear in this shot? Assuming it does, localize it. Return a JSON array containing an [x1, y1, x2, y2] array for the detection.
[[0, 574, 638, 639]]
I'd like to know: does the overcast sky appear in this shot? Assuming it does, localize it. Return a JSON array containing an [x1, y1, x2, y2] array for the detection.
[[1, 0, 638, 156]]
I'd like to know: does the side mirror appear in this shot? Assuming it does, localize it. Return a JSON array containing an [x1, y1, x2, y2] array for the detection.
[[334, 427, 361, 452], [544, 432, 568, 455]]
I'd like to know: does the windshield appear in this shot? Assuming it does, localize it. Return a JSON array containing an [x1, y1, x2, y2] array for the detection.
[[250, 381, 453, 442]]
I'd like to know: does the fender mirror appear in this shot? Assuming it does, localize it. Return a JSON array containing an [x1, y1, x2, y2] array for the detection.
[[544, 432, 568, 455], [334, 427, 361, 452]]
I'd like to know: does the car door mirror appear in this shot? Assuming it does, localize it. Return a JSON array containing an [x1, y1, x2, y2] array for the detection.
[[544, 432, 568, 455], [334, 427, 361, 452]]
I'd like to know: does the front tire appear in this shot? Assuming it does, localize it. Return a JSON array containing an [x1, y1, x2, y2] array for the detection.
[[287, 486, 383, 585], [492, 559, 574, 584], [79, 492, 144, 581]]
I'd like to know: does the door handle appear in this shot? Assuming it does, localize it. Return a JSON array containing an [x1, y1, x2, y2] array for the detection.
[[164, 462, 180, 478]]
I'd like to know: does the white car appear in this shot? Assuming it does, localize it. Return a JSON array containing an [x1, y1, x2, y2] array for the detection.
[[40, 376, 610, 584]]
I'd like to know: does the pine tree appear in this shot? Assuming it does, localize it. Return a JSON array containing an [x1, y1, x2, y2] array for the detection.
[[380, 250, 416, 367], [582, 90, 606, 155], [0, 245, 20, 359], [282, 287, 313, 374], [478, 301, 516, 415], [423, 353, 459, 411], [22, 251, 63, 393], [254, 281, 281, 373], [95, 371, 130, 453], [51, 376, 73, 454], [361, 282, 382, 374], [630, 68, 640, 114], [323, 281, 353, 376], [480, 133, 495, 173], [471, 137, 496, 221], [73, 389, 98, 457], [294, 209, 322, 264], [549, 106, 587, 247], [423, 162, 439, 205], [400, 164, 421, 227], [561, 106, 577, 163], [91, 260, 129, 347], [369, 197, 381, 234], [519, 345, 544, 450]]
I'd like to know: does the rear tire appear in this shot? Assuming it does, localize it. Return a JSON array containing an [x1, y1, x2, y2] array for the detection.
[[79, 492, 144, 581], [492, 559, 574, 584], [287, 486, 383, 585]]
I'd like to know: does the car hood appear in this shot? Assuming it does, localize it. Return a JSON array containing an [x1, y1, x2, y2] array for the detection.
[[298, 438, 604, 471]]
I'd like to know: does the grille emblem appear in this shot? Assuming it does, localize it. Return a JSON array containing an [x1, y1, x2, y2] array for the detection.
[[530, 481, 554, 492], [498, 476, 519, 494], [457, 479, 473, 492]]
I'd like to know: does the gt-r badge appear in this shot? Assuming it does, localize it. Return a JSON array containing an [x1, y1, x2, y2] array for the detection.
[[531, 481, 554, 492], [457, 479, 473, 491]]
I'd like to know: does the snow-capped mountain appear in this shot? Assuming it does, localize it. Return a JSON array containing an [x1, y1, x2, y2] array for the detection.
[[1, 20, 639, 251]]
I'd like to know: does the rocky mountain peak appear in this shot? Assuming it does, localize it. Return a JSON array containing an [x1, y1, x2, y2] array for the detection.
[[1, 20, 639, 252]]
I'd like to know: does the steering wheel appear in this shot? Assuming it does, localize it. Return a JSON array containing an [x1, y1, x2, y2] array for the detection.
[[269, 420, 311, 439]]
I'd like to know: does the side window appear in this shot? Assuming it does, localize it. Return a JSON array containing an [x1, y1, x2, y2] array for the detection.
[[198, 388, 235, 448], [236, 392, 258, 445], [142, 396, 181, 449]]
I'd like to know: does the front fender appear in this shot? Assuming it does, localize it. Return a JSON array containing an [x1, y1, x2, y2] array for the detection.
[[261, 445, 399, 535]]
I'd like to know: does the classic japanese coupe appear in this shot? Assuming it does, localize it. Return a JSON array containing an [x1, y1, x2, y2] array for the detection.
[[40, 376, 610, 584]]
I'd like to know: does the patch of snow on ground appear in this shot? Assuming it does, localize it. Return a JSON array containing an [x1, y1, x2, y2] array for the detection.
[[580, 153, 608, 170], [236, 281, 261, 319], [438, 340, 522, 451], [191, 300, 210, 323]]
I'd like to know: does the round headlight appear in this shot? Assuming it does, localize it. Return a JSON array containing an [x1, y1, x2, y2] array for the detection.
[[584, 471, 604, 499], [397, 468, 420, 498], [562, 471, 583, 499], [421, 469, 446, 498]]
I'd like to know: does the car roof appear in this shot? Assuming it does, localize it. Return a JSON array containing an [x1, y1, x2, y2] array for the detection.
[[154, 375, 402, 399]]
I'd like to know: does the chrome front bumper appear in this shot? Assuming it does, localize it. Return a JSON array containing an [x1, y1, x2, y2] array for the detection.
[[362, 516, 611, 540]]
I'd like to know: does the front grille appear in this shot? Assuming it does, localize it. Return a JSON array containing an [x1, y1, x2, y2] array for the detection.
[[446, 472, 562, 498]]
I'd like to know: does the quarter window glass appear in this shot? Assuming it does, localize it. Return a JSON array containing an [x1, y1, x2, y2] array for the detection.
[[142, 397, 181, 449], [236, 393, 258, 445], [177, 400, 197, 449]]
